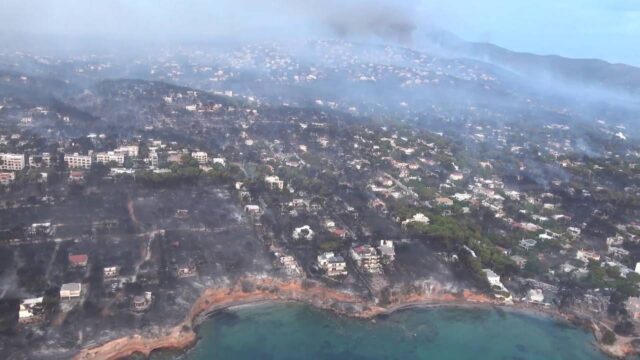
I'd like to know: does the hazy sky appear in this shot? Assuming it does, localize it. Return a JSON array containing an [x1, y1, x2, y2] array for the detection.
[[2, 0, 639, 65]]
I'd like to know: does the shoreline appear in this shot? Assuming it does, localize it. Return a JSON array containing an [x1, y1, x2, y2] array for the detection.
[[73, 277, 636, 360]]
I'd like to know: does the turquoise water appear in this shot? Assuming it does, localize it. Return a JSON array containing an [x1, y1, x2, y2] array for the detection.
[[167, 304, 609, 360]]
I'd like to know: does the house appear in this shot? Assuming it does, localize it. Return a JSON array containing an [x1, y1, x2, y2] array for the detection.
[[103, 266, 119, 279], [244, 204, 261, 215], [519, 238, 537, 250], [525, 289, 544, 303], [317, 252, 348, 277], [95, 151, 125, 166], [483, 269, 503, 288], [60, 283, 82, 298], [64, 153, 92, 169], [453, 193, 472, 202], [0, 172, 15, 185], [115, 145, 139, 157], [19, 297, 44, 323], [26, 222, 52, 236], [132, 292, 153, 312], [435, 197, 453, 206], [378, 240, 395, 264], [212, 157, 226, 166], [449, 172, 464, 181], [576, 249, 600, 263], [275, 253, 302, 276], [265, 175, 285, 190], [350, 244, 382, 273], [68, 254, 88, 268], [330, 228, 348, 239], [402, 213, 430, 228], [0, 153, 26, 171], [191, 151, 208, 164], [68, 171, 85, 183]]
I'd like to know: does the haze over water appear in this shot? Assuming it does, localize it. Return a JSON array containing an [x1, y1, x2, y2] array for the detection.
[[163, 304, 608, 360]]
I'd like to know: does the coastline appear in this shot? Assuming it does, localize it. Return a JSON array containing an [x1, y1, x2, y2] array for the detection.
[[72, 277, 636, 360]]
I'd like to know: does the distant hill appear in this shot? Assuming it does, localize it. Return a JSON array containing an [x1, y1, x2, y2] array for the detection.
[[422, 29, 640, 96]]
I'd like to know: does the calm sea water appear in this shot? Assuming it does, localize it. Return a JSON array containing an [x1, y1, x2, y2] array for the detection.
[[154, 303, 609, 360]]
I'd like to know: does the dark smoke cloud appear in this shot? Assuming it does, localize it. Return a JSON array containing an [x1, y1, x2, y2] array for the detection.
[[320, 2, 417, 43], [1, 0, 421, 46]]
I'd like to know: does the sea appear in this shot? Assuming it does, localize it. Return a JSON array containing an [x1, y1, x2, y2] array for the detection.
[[150, 303, 610, 360]]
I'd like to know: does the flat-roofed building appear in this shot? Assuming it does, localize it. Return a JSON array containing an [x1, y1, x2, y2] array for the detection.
[[191, 151, 208, 164], [29, 153, 51, 168], [96, 151, 125, 166], [60, 283, 82, 298], [0, 153, 26, 171], [64, 153, 92, 169], [115, 145, 139, 157]]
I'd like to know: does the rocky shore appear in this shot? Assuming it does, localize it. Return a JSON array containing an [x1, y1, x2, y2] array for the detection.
[[73, 277, 637, 360]]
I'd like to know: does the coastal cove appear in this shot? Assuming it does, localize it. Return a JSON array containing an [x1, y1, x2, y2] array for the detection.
[[155, 303, 606, 360], [74, 278, 638, 360]]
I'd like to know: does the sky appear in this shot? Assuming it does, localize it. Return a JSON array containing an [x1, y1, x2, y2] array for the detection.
[[2, 0, 640, 65]]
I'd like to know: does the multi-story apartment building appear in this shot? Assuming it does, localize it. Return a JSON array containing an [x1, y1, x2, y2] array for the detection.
[[0, 153, 26, 171], [64, 153, 92, 169], [28, 153, 51, 168], [95, 151, 125, 166], [191, 151, 208, 164], [115, 145, 139, 158]]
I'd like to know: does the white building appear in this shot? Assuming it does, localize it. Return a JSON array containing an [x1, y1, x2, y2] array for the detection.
[[191, 151, 208, 164], [64, 153, 92, 169], [265, 175, 285, 190], [401, 213, 430, 227], [103, 266, 119, 278], [317, 252, 348, 276], [60, 283, 82, 298], [96, 151, 125, 166], [525, 289, 544, 303], [19, 297, 43, 323], [483, 269, 502, 288], [0, 153, 26, 171], [212, 157, 226, 166], [116, 145, 139, 157], [576, 249, 600, 263]]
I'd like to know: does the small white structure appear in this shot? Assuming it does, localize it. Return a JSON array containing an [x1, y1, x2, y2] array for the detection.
[[103, 266, 119, 278], [212, 157, 226, 166], [191, 151, 208, 164], [525, 289, 544, 303], [401, 213, 430, 227], [265, 175, 285, 190], [293, 225, 314, 240], [60, 283, 82, 299], [244, 204, 261, 215], [576, 249, 600, 263], [483, 269, 503, 288]]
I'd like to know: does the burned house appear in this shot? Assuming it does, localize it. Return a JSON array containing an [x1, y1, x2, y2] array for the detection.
[[350, 244, 382, 274]]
